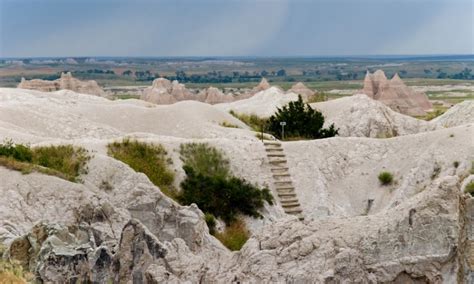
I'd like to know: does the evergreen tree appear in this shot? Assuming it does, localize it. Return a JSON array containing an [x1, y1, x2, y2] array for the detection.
[[267, 95, 338, 139]]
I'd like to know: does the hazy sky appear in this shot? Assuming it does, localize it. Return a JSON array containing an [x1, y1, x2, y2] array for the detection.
[[0, 0, 472, 57]]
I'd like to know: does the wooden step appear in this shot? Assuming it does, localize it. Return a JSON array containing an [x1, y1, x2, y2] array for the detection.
[[285, 207, 303, 214], [273, 173, 290, 179], [282, 202, 301, 208], [280, 198, 299, 204], [269, 159, 287, 164], [267, 153, 285, 158], [274, 180, 292, 186], [271, 167, 289, 172], [276, 186, 294, 191], [278, 192, 297, 198], [264, 142, 281, 146], [265, 148, 283, 152]]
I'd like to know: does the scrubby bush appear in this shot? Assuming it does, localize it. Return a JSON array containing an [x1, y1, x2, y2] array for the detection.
[[180, 165, 273, 224], [179, 142, 272, 250], [0, 140, 89, 182], [378, 171, 394, 185], [31, 145, 89, 181], [0, 244, 33, 282], [0, 140, 33, 162], [179, 143, 230, 178], [267, 95, 338, 140], [229, 110, 268, 132], [107, 139, 175, 197], [465, 182, 474, 196], [179, 143, 273, 220], [215, 218, 249, 251], [204, 213, 217, 235], [219, 121, 240, 129]]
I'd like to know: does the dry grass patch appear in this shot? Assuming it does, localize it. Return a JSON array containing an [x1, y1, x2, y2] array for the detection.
[[214, 218, 249, 251], [0, 141, 90, 182], [229, 110, 268, 132], [219, 121, 241, 129], [0, 245, 33, 283], [107, 139, 176, 198]]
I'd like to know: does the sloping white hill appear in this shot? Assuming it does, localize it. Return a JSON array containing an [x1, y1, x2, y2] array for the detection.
[[215, 86, 299, 117], [311, 94, 437, 137]]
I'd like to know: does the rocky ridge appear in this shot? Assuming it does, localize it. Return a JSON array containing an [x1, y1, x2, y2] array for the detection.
[[0, 87, 473, 282], [18, 72, 106, 97], [362, 70, 432, 116]]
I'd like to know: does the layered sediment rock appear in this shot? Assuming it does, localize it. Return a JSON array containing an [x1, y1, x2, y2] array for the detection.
[[288, 82, 316, 101], [17, 72, 105, 97], [362, 70, 432, 116], [141, 78, 237, 104]]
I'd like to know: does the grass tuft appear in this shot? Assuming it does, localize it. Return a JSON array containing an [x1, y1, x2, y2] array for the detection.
[[0, 141, 90, 182], [229, 110, 268, 132], [0, 244, 33, 283], [107, 139, 176, 198], [214, 218, 249, 251], [465, 182, 474, 196], [378, 171, 394, 186], [219, 121, 241, 129]]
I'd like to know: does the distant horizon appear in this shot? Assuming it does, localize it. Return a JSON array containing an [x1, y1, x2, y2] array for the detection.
[[2, 54, 474, 60]]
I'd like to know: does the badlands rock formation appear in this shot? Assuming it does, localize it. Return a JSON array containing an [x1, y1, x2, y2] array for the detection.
[[141, 78, 237, 104], [362, 70, 432, 116], [0, 87, 473, 282], [250, 77, 271, 95], [311, 94, 436, 137], [197, 86, 235, 104], [17, 72, 105, 97], [288, 82, 316, 101]]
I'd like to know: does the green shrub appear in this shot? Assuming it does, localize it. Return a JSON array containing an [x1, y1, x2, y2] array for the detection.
[[107, 139, 175, 197], [471, 161, 474, 174], [229, 110, 268, 132], [267, 95, 338, 140], [180, 165, 273, 224], [465, 182, 474, 196], [179, 143, 273, 224], [453, 161, 459, 168], [204, 213, 217, 235], [179, 143, 230, 178], [31, 145, 89, 181], [378, 171, 393, 185], [215, 218, 249, 251], [0, 141, 89, 182], [0, 140, 33, 162]]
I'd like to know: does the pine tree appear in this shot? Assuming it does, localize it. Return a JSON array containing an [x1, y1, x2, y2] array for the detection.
[[267, 95, 338, 139]]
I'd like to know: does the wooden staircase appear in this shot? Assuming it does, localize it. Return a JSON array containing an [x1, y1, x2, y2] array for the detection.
[[264, 141, 304, 220]]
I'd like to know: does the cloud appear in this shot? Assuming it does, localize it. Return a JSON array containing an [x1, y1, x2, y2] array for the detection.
[[170, 1, 289, 56], [379, 0, 473, 54]]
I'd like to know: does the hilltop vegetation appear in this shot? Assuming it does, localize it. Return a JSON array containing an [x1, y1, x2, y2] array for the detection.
[[0, 140, 90, 182]]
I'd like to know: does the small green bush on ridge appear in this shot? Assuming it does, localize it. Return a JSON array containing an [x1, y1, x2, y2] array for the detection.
[[107, 139, 176, 198], [0, 140, 89, 182]]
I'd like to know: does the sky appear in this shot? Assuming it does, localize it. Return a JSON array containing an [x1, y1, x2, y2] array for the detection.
[[0, 0, 473, 58]]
